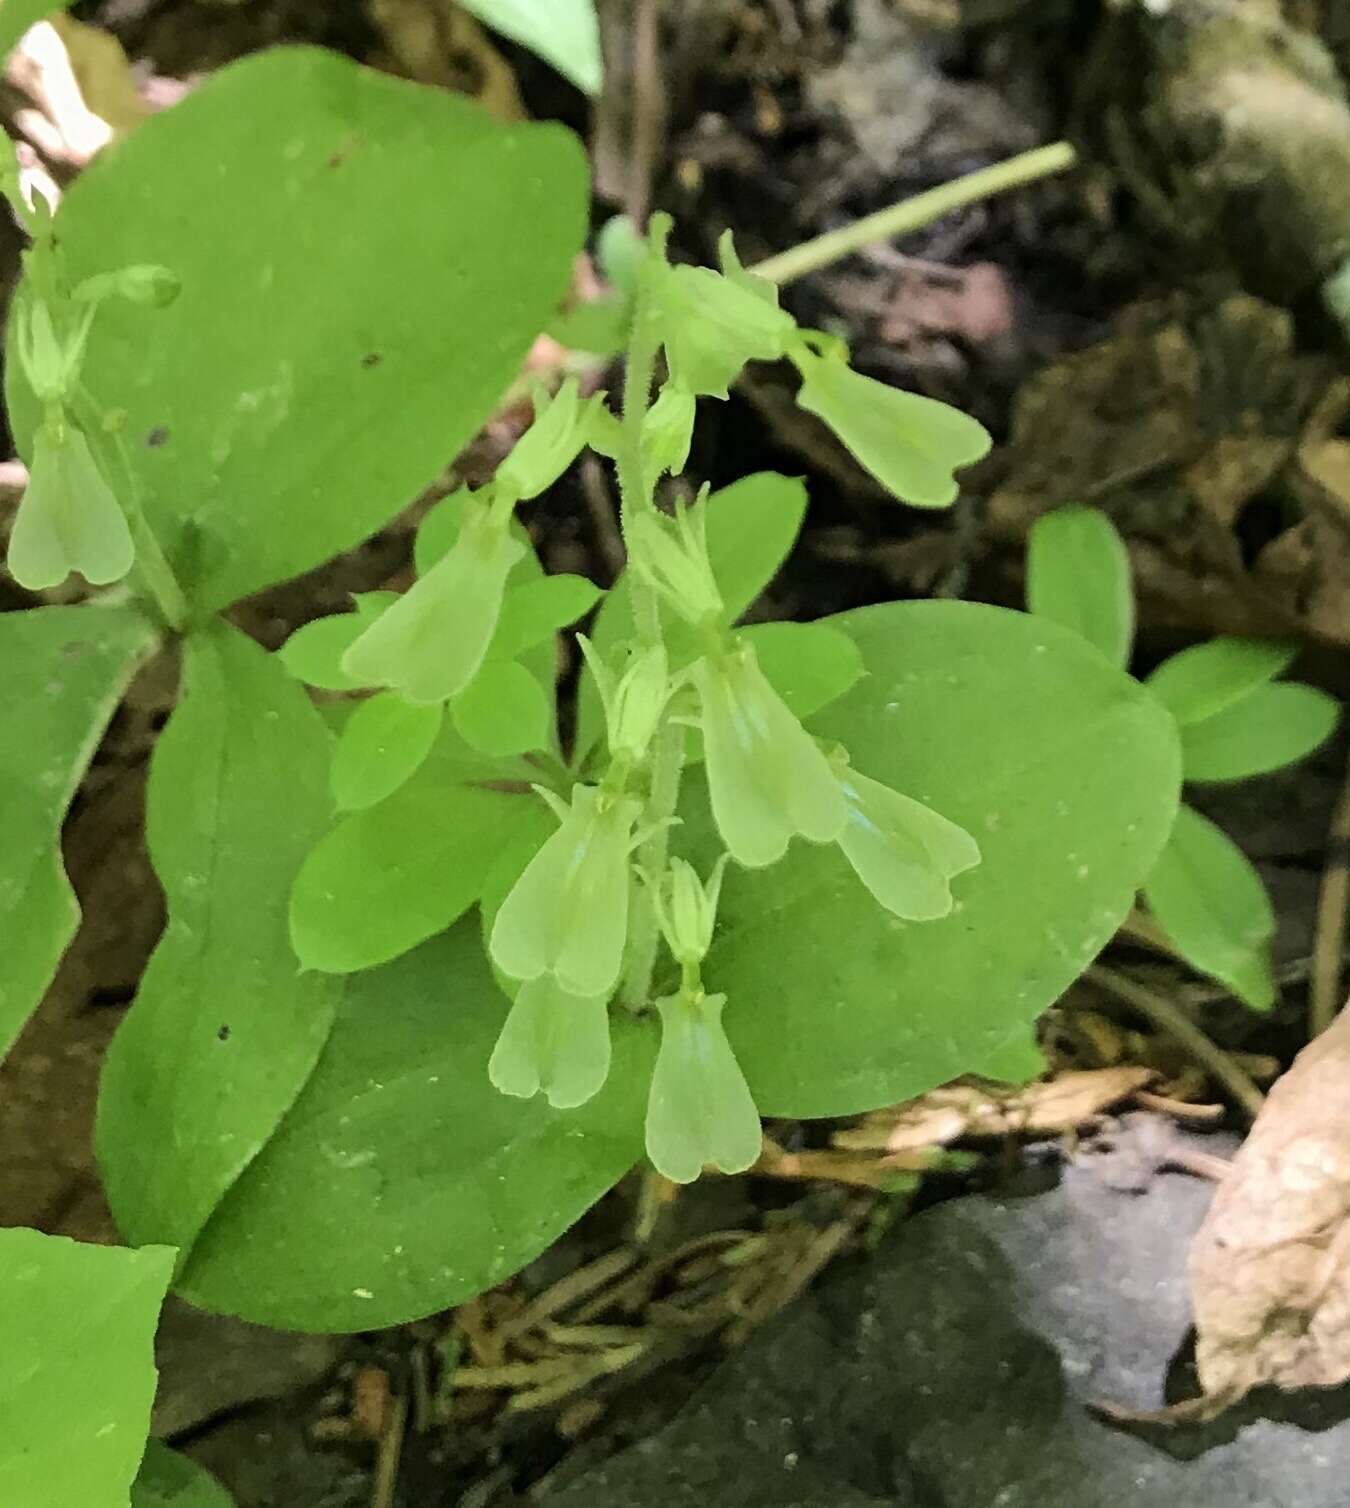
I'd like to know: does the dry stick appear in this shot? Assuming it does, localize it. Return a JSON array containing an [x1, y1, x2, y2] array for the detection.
[[1085, 965, 1265, 1121], [369, 1392, 408, 1508], [1310, 743, 1350, 1036], [752, 141, 1078, 287]]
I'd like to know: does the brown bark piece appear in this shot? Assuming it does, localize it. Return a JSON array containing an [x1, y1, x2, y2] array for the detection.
[[1189, 1005, 1350, 1400]]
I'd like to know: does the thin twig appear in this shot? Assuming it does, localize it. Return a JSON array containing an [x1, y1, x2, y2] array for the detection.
[[752, 141, 1078, 287], [369, 1392, 407, 1508], [625, 0, 665, 230], [1311, 742, 1350, 1036], [1085, 965, 1265, 1121]]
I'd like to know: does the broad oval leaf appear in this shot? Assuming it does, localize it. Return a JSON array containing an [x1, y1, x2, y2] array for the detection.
[[1026, 504, 1134, 668], [0, 603, 156, 1063], [178, 923, 651, 1331], [290, 738, 543, 973], [96, 622, 343, 1258], [132, 1444, 233, 1508], [1145, 637, 1297, 725], [452, 659, 551, 757], [7, 47, 588, 614], [0, 1228, 174, 1508], [1181, 681, 1339, 784], [703, 600, 1181, 1117], [1143, 803, 1275, 1010], [457, 0, 602, 96]]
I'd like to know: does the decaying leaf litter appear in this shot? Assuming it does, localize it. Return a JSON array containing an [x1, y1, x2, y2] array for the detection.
[[3, 0, 1350, 1502]]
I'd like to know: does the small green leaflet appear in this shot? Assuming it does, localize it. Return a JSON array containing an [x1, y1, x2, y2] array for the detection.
[[1026, 504, 1134, 668], [332, 693, 443, 810], [792, 349, 991, 508], [290, 734, 544, 973], [1143, 804, 1276, 1010], [1180, 682, 1338, 783], [452, 660, 551, 757], [0, 1228, 175, 1508], [97, 622, 343, 1259], [457, 0, 602, 96], [131, 1445, 233, 1508], [277, 593, 394, 691], [1145, 637, 1297, 725], [178, 924, 651, 1332], [0, 603, 157, 1064]]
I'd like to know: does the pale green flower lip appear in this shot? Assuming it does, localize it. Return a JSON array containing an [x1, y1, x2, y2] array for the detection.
[[341, 497, 524, 704], [488, 974, 612, 1111], [645, 990, 761, 1184], [694, 643, 847, 868], [835, 767, 980, 921], [8, 420, 134, 591], [489, 784, 641, 1000]]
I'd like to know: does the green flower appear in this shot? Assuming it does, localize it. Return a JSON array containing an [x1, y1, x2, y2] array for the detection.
[[646, 989, 761, 1184], [342, 493, 524, 703], [488, 975, 612, 1110], [647, 855, 728, 966], [496, 377, 602, 503], [627, 501, 723, 627], [791, 346, 991, 509], [835, 766, 980, 920], [655, 262, 795, 399], [489, 784, 642, 999], [693, 642, 847, 867], [581, 638, 670, 764], [8, 415, 134, 590]]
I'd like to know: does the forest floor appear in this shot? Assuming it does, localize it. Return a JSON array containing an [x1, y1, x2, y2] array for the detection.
[[6, 2, 1350, 1504]]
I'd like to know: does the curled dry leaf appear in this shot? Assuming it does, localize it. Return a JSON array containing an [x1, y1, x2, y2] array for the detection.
[[1189, 1003, 1350, 1403]]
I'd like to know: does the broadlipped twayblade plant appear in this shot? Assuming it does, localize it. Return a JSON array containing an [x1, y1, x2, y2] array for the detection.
[[466, 215, 993, 1180]]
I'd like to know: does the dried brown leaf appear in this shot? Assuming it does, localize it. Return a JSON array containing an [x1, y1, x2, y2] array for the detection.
[[1189, 1005, 1350, 1401]]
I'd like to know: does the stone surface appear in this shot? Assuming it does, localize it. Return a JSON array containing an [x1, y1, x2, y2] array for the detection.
[[550, 1125, 1350, 1507]]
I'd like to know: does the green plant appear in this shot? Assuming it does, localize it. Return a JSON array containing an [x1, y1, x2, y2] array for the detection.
[[1026, 504, 1339, 1009], [0, 40, 1180, 1364]]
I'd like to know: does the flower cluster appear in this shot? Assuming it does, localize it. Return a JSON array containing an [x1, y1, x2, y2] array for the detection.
[[484, 492, 981, 1182]]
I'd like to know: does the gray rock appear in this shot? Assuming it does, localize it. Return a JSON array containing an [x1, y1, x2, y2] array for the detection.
[[551, 1131, 1350, 1506]]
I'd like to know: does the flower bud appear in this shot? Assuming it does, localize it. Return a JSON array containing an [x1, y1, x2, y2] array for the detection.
[[72, 263, 181, 309], [693, 642, 847, 867], [8, 415, 134, 589], [645, 989, 761, 1183], [342, 494, 524, 703], [15, 299, 87, 403], [627, 501, 722, 628], [490, 784, 642, 999], [641, 382, 696, 481], [835, 765, 980, 920], [581, 639, 669, 765], [649, 855, 727, 966], [496, 377, 601, 503], [488, 974, 612, 1110]]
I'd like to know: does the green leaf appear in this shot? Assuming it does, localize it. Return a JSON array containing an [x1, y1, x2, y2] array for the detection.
[[0, 1228, 174, 1508], [1181, 682, 1339, 783], [457, 0, 603, 96], [132, 1444, 233, 1508], [739, 621, 864, 722], [452, 659, 551, 757], [332, 692, 443, 810], [1143, 804, 1275, 1010], [0, 603, 156, 1063], [701, 601, 1181, 1117], [1026, 504, 1134, 668], [792, 350, 991, 508], [0, 2, 74, 63], [178, 923, 651, 1331], [492, 573, 602, 660], [277, 594, 395, 691], [96, 622, 343, 1259], [575, 472, 809, 762], [290, 737, 541, 973], [1145, 637, 1297, 725], [8, 47, 587, 614]]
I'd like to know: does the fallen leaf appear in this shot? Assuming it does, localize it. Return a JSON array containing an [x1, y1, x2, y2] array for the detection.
[[1189, 1004, 1350, 1401]]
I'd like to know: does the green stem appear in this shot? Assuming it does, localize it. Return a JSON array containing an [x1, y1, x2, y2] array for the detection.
[[752, 141, 1078, 288]]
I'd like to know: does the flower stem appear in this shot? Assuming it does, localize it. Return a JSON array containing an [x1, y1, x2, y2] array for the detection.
[[752, 141, 1078, 288]]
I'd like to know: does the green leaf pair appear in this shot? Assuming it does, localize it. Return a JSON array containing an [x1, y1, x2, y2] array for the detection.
[[1027, 503, 1339, 1010]]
